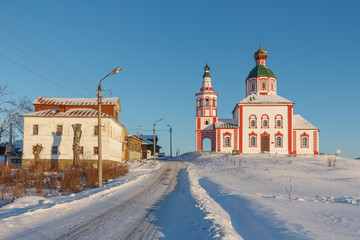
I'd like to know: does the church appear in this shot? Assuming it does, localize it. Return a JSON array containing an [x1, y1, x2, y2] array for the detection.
[[195, 44, 319, 155]]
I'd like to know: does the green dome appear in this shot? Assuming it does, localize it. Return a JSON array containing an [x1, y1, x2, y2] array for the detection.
[[247, 64, 275, 79]]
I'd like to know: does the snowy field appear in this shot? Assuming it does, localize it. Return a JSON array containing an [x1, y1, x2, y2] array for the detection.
[[0, 153, 359, 239], [179, 152, 360, 240]]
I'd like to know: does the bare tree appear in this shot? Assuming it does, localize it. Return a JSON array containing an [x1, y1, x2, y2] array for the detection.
[[72, 124, 82, 166], [0, 84, 33, 141]]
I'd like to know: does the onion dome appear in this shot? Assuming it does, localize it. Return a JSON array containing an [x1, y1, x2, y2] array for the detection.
[[203, 64, 211, 77], [254, 42, 268, 60], [247, 65, 275, 78]]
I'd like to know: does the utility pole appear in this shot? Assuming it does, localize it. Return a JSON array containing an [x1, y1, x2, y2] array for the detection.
[[167, 125, 172, 159], [153, 118, 165, 164], [137, 125, 141, 138]]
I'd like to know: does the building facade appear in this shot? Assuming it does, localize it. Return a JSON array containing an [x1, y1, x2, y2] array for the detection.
[[22, 97, 126, 167], [195, 45, 319, 154]]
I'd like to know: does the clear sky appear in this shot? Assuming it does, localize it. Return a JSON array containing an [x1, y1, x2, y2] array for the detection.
[[0, 0, 359, 158]]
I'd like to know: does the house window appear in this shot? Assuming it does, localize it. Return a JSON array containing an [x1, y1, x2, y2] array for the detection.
[[224, 136, 231, 147], [250, 136, 256, 147], [33, 125, 39, 135], [94, 146, 98, 154], [94, 126, 99, 136], [276, 136, 283, 147], [80, 146, 84, 155], [52, 146, 58, 155], [205, 99, 209, 106], [56, 125, 63, 136], [249, 115, 257, 128], [302, 136, 309, 148]]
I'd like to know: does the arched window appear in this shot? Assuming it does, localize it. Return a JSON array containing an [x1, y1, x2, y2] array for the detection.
[[213, 98, 216, 106], [249, 115, 257, 128], [275, 132, 283, 148], [205, 120, 209, 125], [251, 83, 255, 91], [197, 98, 201, 107], [249, 132, 257, 147], [301, 133, 309, 148], [205, 99, 209, 106], [224, 136, 231, 147], [261, 115, 269, 128], [199, 98, 203, 106], [275, 115, 283, 128], [261, 82, 266, 90]]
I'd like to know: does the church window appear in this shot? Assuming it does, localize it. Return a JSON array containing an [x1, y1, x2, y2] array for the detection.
[[275, 115, 283, 128], [250, 136, 256, 147], [271, 84, 274, 91], [261, 115, 269, 128], [251, 83, 255, 91], [276, 136, 283, 147], [205, 120, 209, 125], [261, 82, 266, 90], [213, 98, 216, 106], [224, 136, 231, 147], [205, 99, 209, 106], [301, 133, 309, 148], [249, 115, 257, 128]]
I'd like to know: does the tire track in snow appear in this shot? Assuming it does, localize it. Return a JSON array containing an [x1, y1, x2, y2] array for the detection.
[[49, 162, 180, 240]]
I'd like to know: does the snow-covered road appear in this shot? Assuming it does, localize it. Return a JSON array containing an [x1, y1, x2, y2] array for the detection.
[[0, 161, 182, 240]]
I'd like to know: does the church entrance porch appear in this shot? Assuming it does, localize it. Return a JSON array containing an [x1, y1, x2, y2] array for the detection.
[[261, 135, 270, 152]]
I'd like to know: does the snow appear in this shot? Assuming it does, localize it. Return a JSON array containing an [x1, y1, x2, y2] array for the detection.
[[178, 152, 360, 239], [1, 153, 359, 239]]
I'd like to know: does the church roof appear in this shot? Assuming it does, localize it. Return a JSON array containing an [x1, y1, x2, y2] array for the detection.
[[247, 64, 276, 79], [293, 114, 319, 130], [237, 94, 293, 105], [215, 119, 238, 128]]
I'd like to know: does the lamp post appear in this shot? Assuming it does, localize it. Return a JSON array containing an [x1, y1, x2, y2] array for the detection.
[[153, 117, 165, 164], [167, 125, 172, 159], [97, 66, 122, 188]]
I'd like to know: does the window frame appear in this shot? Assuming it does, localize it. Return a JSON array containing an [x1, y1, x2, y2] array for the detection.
[[94, 125, 99, 136], [52, 146, 58, 155], [94, 146, 99, 154], [261, 115, 269, 129], [301, 133, 309, 148], [249, 132, 257, 147], [33, 124, 39, 135], [249, 114, 257, 129], [56, 125, 63, 136]]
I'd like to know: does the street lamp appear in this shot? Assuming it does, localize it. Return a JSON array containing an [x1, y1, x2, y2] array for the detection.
[[97, 66, 122, 188], [153, 117, 165, 164], [167, 125, 172, 159]]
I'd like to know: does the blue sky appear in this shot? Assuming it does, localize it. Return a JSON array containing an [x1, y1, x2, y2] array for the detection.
[[0, 0, 359, 158]]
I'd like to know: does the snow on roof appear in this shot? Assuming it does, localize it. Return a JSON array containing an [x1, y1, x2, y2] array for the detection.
[[33, 97, 119, 106], [215, 119, 238, 128], [22, 108, 112, 118], [293, 114, 318, 130], [238, 94, 293, 105]]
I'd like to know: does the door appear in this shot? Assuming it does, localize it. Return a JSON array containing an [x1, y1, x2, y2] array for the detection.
[[261, 136, 270, 152]]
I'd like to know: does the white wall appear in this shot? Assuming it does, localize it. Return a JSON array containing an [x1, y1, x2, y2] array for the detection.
[[294, 130, 318, 155], [241, 105, 290, 154], [22, 116, 125, 163], [217, 128, 236, 153]]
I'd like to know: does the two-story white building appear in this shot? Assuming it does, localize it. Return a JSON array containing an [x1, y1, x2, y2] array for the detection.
[[21, 97, 126, 167], [195, 44, 319, 155]]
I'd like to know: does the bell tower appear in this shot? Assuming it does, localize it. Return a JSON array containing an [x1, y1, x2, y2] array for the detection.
[[195, 64, 218, 151]]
